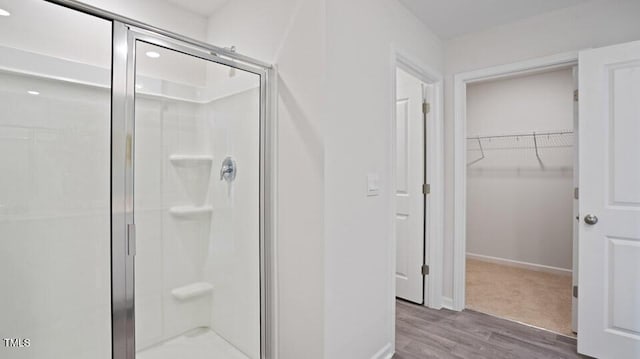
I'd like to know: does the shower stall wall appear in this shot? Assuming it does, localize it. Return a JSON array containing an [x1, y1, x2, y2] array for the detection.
[[0, 1, 272, 359], [133, 41, 261, 359]]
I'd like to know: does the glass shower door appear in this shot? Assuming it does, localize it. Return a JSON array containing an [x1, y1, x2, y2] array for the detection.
[[131, 39, 262, 359], [0, 1, 112, 358]]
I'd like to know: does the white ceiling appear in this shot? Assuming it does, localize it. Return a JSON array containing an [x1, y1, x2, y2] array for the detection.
[[398, 0, 590, 39], [165, 0, 230, 16]]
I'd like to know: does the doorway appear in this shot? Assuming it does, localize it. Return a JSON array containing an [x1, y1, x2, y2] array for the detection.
[[452, 56, 579, 337], [394, 67, 429, 304], [464, 68, 577, 336], [453, 44, 640, 359], [392, 55, 444, 310]]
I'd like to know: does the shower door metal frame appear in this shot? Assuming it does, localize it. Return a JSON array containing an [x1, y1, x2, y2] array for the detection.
[[110, 19, 273, 359]]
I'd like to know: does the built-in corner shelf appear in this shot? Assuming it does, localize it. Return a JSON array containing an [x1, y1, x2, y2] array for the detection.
[[169, 154, 213, 167], [169, 205, 213, 219], [171, 282, 213, 301]]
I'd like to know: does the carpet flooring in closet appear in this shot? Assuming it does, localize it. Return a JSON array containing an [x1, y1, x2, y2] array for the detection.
[[465, 258, 574, 337]]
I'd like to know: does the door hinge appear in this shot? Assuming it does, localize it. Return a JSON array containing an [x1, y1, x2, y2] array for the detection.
[[573, 285, 578, 298], [574, 89, 579, 102], [574, 187, 579, 200], [423, 183, 431, 195], [421, 264, 429, 276], [422, 101, 431, 115]]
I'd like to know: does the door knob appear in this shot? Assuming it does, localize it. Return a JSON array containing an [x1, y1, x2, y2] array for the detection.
[[584, 214, 598, 225]]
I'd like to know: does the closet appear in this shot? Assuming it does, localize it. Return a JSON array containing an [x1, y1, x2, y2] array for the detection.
[[465, 68, 576, 336]]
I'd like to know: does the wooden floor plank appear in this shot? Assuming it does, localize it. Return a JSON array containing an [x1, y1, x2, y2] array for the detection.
[[395, 300, 590, 359]]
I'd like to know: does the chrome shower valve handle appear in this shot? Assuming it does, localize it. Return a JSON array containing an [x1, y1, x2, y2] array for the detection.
[[220, 156, 236, 181]]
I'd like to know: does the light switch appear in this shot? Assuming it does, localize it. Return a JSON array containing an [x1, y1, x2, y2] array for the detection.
[[367, 174, 380, 196]]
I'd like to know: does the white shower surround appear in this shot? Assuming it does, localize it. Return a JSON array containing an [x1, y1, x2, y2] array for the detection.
[[0, 43, 261, 358], [133, 53, 262, 357]]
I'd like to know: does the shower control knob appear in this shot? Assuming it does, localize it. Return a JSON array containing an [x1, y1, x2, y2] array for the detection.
[[220, 157, 236, 182], [584, 214, 598, 225]]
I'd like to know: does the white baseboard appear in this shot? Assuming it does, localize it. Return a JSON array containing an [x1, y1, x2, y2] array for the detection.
[[441, 296, 454, 310], [466, 252, 572, 276], [371, 343, 393, 359]]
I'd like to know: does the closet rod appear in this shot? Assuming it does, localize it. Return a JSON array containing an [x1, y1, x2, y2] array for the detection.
[[467, 130, 572, 140]]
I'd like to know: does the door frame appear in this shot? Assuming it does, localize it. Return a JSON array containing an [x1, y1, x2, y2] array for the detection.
[[111, 23, 274, 359], [451, 52, 579, 311], [390, 48, 444, 315]]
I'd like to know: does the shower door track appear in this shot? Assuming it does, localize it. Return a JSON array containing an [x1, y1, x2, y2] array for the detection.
[[43, 2, 274, 359]]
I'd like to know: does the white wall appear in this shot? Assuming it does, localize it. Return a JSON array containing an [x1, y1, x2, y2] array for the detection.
[[207, 1, 327, 358], [324, 1, 442, 358], [206, 0, 301, 63], [445, 0, 640, 74], [466, 69, 574, 270], [0, 0, 206, 70], [207, 0, 444, 358], [79, 0, 208, 42], [442, 0, 640, 301], [0, 0, 111, 69]]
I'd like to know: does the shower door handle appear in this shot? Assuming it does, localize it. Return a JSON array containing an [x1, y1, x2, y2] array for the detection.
[[127, 223, 136, 256]]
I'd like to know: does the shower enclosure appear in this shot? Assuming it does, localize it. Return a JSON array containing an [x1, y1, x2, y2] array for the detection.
[[0, 1, 272, 359]]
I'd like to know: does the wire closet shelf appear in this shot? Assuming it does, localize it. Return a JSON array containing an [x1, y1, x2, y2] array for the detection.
[[466, 130, 574, 167]]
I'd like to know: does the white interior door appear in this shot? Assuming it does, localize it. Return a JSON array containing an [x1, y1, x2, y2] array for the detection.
[[578, 40, 640, 358], [395, 68, 426, 304]]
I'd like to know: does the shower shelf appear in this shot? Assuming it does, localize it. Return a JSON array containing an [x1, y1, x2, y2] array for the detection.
[[169, 205, 213, 219], [171, 282, 213, 301], [169, 154, 213, 167]]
